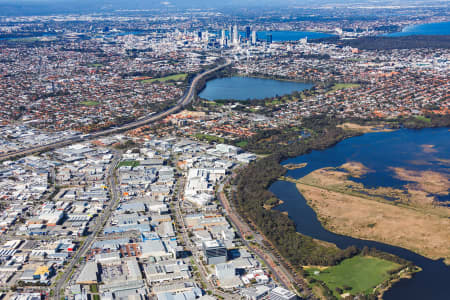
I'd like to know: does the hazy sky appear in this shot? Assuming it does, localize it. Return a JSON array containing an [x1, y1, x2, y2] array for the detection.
[[0, 0, 444, 16]]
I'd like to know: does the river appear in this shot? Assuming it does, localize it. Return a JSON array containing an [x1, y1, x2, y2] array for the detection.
[[269, 128, 450, 299]]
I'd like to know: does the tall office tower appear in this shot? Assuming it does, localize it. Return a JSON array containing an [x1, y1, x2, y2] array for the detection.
[[266, 33, 273, 44], [229, 25, 233, 40], [203, 30, 209, 42], [196, 31, 202, 42], [251, 30, 257, 45], [232, 24, 239, 45], [245, 26, 251, 40], [221, 29, 226, 41], [220, 29, 226, 46]]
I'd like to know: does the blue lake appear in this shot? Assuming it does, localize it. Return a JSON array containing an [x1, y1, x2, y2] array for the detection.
[[0, 33, 56, 41], [270, 128, 450, 300], [384, 21, 450, 37], [199, 77, 313, 101]]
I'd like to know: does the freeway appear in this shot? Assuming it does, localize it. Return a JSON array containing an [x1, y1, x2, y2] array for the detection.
[[54, 153, 121, 300], [0, 60, 231, 162]]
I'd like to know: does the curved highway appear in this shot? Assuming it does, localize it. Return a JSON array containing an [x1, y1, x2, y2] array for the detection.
[[0, 60, 231, 161]]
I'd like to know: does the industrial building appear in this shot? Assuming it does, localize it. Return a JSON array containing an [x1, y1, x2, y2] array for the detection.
[[202, 240, 227, 265]]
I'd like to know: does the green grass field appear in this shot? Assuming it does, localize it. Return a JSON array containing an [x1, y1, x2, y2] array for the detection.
[[118, 160, 140, 168], [328, 83, 361, 93], [80, 101, 100, 106], [194, 133, 225, 144], [236, 141, 248, 148], [89, 284, 98, 293], [415, 115, 431, 123], [142, 73, 187, 83], [306, 256, 400, 298]]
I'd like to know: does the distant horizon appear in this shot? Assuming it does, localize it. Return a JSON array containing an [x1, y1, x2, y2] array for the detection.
[[0, 0, 448, 17]]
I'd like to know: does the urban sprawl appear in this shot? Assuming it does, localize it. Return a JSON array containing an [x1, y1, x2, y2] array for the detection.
[[0, 6, 448, 300]]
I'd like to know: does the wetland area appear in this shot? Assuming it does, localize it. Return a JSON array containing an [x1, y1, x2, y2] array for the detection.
[[271, 127, 450, 299]]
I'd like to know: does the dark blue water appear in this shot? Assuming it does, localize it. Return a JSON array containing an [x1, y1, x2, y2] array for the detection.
[[226, 30, 335, 41], [270, 128, 450, 300], [0, 33, 56, 41], [199, 77, 313, 101], [384, 21, 450, 37], [256, 31, 335, 41]]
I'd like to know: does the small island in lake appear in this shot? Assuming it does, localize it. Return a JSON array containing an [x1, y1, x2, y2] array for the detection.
[[284, 162, 308, 170]]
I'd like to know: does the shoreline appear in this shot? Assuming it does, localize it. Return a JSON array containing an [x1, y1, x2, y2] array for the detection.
[[385, 20, 450, 36], [288, 170, 450, 265], [235, 124, 449, 300], [377, 265, 422, 300], [198, 73, 317, 102]]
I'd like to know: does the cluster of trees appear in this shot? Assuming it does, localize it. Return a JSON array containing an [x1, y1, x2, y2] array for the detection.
[[233, 118, 363, 267], [397, 114, 450, 129], [235, 116, 353, 155], [233, 114, 426, 271], [113, 139, 138, 150]]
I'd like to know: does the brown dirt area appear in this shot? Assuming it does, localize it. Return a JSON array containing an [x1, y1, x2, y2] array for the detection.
[[297, 183, 450, 264], [420, 144, 438, 154], [390, 167, 450, 195], [337, 123, 394, 133], [297, 163, 449, 209], [339, 161, 372, 178]]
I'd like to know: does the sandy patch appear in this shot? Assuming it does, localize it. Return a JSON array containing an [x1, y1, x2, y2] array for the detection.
[[421, 144, 438, 154], [284, 162, 308, 170], [337, 123, 394, 133], [390, 167, 450, 195], [296, 164, 449, 208], [340, 162, 372, 178], [436, 158, 450, 166]]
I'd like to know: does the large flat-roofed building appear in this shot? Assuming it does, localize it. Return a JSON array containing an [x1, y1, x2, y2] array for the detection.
[[76, 262, 99, 284], [269, 287, 297, 300], [202, 240, 227, 265]]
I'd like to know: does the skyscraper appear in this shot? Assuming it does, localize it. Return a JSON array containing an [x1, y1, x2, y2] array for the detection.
[[266, 33, 273, 44], [232, 24, 239, 45], [220, 29, 226, 47], [245, 26, 251, 40], [251, 30, 257, 45]]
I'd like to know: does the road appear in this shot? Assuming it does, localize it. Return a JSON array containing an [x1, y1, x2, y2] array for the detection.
[[0, 61, 231, 162], [217, 181, 298, 292], [173, 177, 239, 299], [54, 153, 121, 300]]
